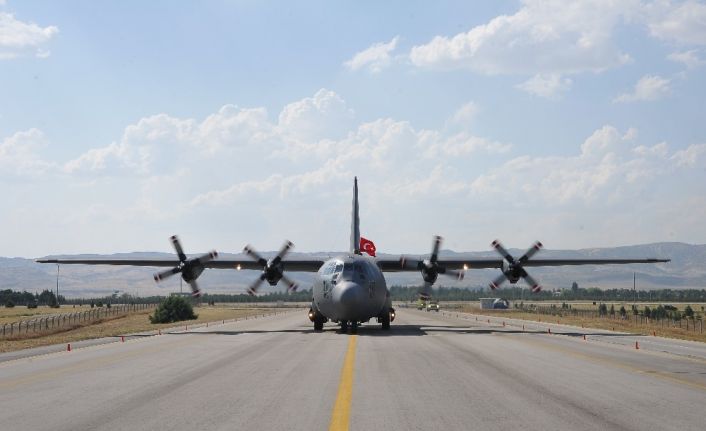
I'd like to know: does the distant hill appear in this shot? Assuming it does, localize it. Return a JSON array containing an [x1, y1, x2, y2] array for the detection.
[[1, 242, 702, 298]]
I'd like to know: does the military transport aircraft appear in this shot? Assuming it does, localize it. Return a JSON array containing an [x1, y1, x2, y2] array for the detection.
[[37, 178, 669, 333]]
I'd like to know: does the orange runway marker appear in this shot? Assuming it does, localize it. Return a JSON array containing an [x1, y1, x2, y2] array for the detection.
[[67, 343, 71, 352], [635, 341, 640, 350]]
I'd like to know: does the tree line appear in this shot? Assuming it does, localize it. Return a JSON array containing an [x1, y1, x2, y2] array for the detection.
[[1, 289, 65, 308]]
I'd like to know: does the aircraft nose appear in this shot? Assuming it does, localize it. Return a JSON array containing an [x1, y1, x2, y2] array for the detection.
[[333, 282, 366, 319]]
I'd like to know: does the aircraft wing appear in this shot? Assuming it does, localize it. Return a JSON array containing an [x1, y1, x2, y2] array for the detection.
[[376, 258, 503, 272], [522, 258, 670, 267], [36, 258, 179, 267], [206, 258, 325, 272], [375, 257, 669, 272], [35, 257, 327, 272]]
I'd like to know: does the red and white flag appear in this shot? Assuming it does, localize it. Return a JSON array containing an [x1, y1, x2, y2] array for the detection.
[[360, 237, 376, 257]]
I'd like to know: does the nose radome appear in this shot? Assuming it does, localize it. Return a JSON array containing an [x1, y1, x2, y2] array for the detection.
[[334, 282, 366, 315]]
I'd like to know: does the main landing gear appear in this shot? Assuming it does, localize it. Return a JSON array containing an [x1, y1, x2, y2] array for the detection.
[[378, 307, 395, 330], [309, 308, 327, 331]]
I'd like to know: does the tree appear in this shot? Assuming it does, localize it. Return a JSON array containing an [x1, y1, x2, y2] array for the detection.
[[5, 299, 14, 308], [619, 306, 626, 318], [684, 305, 694, 318], [150, 296, 198, 324], [644, 306, 652, 318], [598, 303, 608, 316], [571, 282, 579, 292]]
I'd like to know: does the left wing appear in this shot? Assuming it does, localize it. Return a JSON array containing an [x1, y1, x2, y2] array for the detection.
[[35, 257, 326, 272]]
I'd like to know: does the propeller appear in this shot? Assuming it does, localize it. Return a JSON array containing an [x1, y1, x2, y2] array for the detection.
[[489, 239, 543, 293], [243, 240, 298, 296], [153, 235, 218, 298], [400, 235, 465, 299]]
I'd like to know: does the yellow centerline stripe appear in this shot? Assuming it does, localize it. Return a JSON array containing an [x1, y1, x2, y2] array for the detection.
[[329, 335, 357, 431]]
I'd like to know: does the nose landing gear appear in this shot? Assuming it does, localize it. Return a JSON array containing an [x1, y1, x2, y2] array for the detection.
[[339, 320, 358, 334]]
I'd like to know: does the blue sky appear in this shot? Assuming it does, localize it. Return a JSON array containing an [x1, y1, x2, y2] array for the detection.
[[1, 0, 705, 257]]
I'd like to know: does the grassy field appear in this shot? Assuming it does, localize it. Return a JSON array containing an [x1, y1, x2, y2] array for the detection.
[[0, 305, 299, 353], [458, 304, 706, 343]]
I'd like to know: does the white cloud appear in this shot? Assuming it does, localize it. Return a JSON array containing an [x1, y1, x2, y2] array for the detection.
[[469, 125, 686, 205], [613, 75, 671, 103], [667, 49, 703, 68], [449, 102, 479, 126], [409, 0, 635, 75], [671, 143, 706, 166], [3, 89, 705, 256], [0, 128, 54, 176], [516, 73, 573, 99], [0, 12, 58, 59], [646, 0, 706, 45], [344, 36, 399, 73], [277, 89, 354, 142]]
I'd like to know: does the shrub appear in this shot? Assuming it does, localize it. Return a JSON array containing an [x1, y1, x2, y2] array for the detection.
[[27, 301, 38, 309], [96, 301, 103, 308], [684, 305, 694, 318], [5, 299, 15, 308], [150, 296, 198, 324]]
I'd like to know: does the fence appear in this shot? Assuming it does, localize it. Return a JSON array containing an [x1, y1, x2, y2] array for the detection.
[[1, 303, 156, 339], [518, 305, 704, 334]]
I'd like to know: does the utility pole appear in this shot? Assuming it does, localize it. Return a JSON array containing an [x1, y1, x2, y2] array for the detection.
[[633, 272, 636, 305], [56, 264, 60, 306]]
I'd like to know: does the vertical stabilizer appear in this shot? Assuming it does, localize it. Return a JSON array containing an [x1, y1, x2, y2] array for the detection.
[[350, 177, 361, 254]]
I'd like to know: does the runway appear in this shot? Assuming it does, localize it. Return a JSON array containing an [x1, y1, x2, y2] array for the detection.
[[0, 308, 704, 431]]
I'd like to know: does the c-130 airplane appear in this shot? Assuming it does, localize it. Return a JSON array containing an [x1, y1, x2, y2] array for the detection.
[[38, 178, 669, 333]]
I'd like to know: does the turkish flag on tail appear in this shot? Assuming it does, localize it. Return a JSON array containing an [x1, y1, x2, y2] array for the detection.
[[360, 237, 376, 257]]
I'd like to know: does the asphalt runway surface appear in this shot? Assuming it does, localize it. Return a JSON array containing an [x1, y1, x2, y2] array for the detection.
[[1, 308, 704, 431]]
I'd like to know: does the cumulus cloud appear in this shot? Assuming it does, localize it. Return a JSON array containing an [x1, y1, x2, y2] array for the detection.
[[0, 11, 58, 59], [516, 73, 573, 99], [4, 89, 704, 255], [344, 36, 399, 73], [671, 143, 706, 167], [646, 0, 706, 45], [468, 124, 705, 211], [0, 128, 54, 176], [667, 50, 703, 68], [613, 75, 671, 103], [409, 0, 635, 75], [449, 102, 479, 127], [277, 89, 355, 142]]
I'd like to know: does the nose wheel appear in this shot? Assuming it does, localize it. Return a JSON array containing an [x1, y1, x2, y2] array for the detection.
[[339, 321, 358, 333]]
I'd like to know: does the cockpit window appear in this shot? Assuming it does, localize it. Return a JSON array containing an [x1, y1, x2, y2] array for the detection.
[[342, 262, 354, 278], [322, 261, 337, 275]]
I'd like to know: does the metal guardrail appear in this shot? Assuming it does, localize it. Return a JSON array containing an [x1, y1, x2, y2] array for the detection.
[[1, 304, 156, 339]]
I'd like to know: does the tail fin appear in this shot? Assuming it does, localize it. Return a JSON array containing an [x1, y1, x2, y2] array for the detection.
[[350, 177, 361, 254]]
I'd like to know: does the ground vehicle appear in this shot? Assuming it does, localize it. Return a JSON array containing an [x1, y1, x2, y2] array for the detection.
[[426, 301, 439, 312]]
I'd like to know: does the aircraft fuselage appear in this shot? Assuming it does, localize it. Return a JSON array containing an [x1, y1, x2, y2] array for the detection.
[[311, 254, 390, 323]]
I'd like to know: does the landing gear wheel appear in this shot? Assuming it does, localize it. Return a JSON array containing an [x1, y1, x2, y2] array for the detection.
[[314, 319, 324, 331], [340, 320, 349, 333], [350, 321, 358, 334], [381, 310, 391, 330]]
